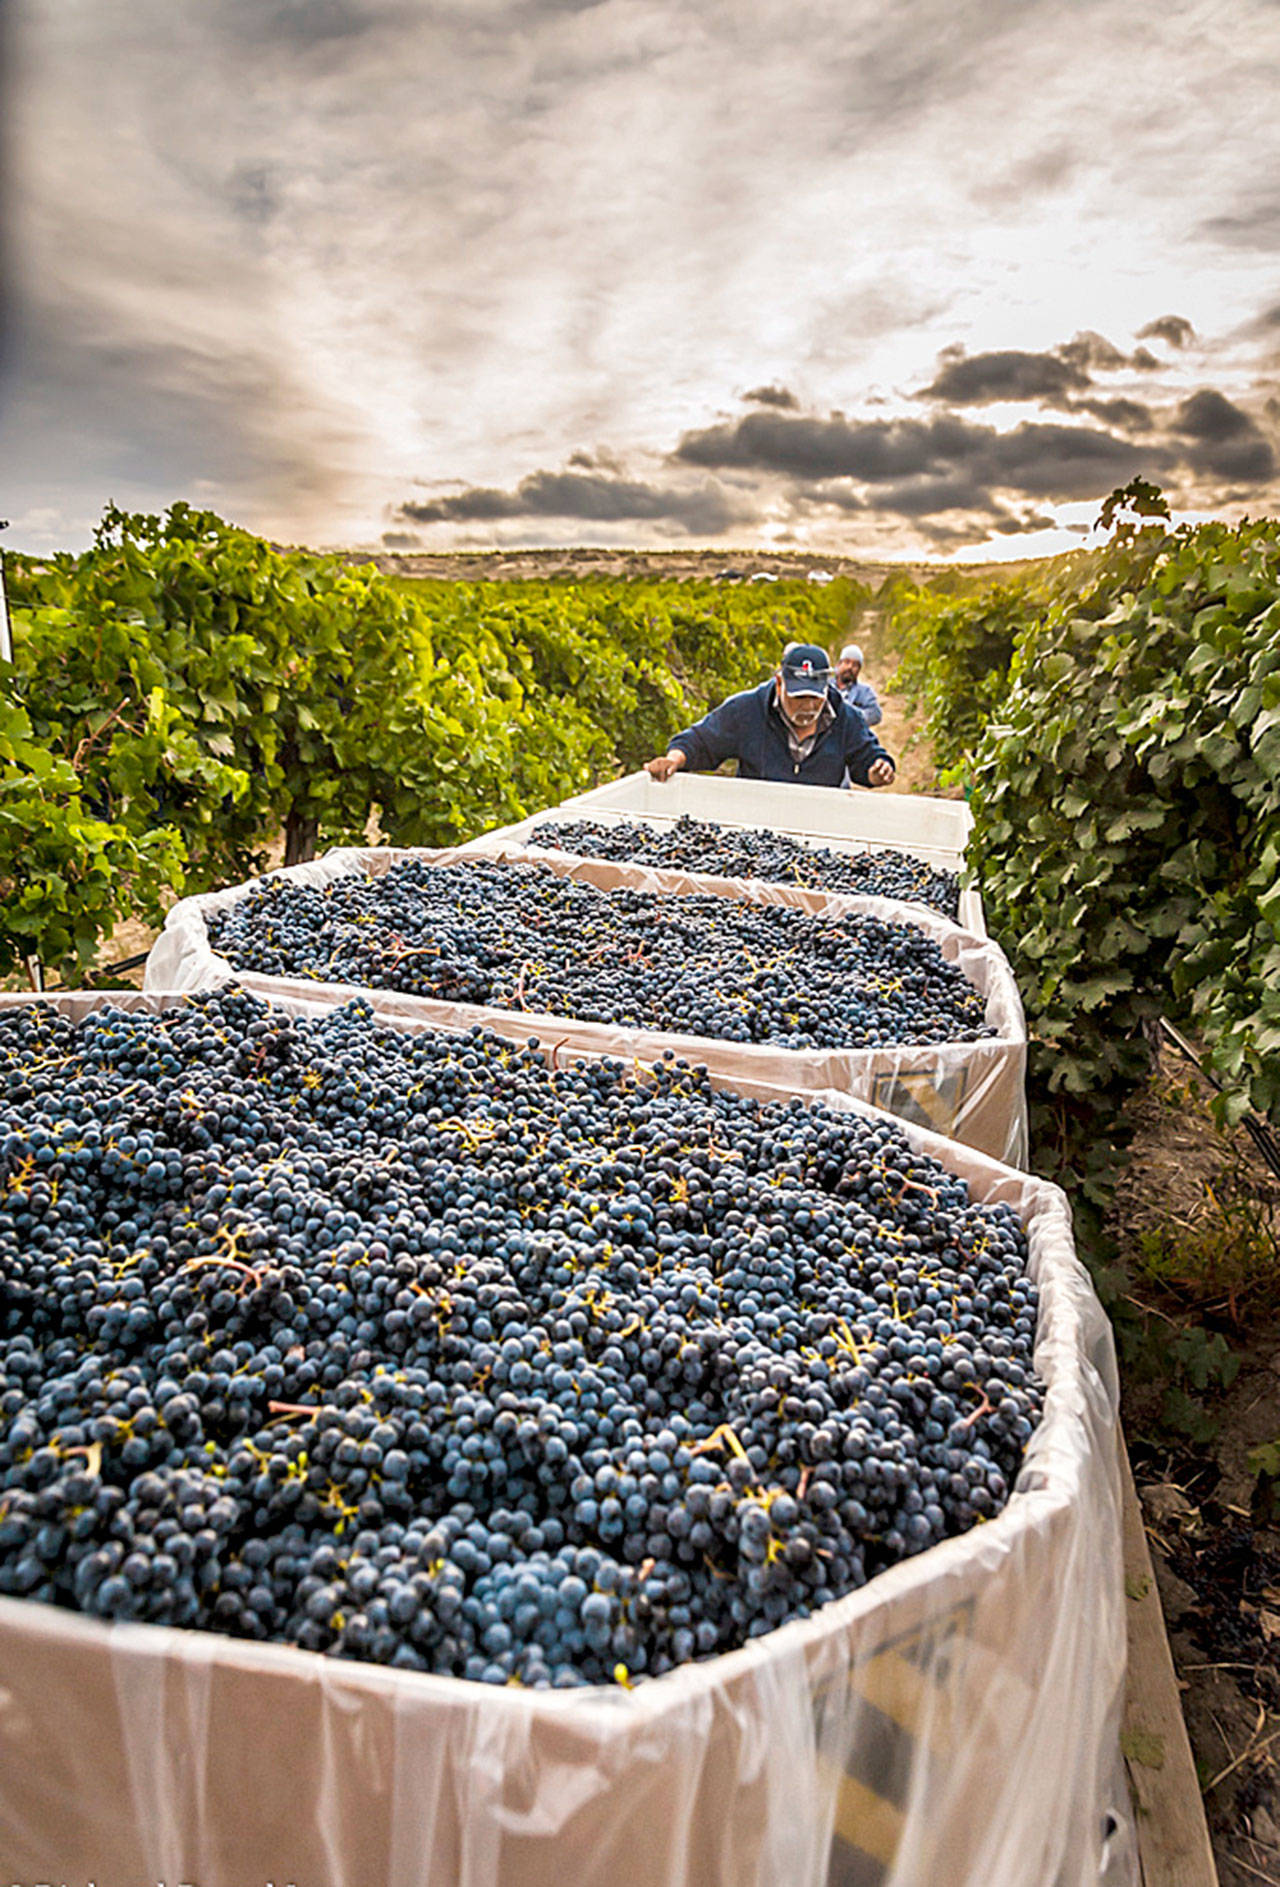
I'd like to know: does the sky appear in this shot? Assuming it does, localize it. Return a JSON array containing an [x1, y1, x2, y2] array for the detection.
[[2, 0, 1279, 561]]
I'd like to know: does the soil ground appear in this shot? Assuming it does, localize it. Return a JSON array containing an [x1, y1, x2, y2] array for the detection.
[[1108, 1063, 1280, 1884]]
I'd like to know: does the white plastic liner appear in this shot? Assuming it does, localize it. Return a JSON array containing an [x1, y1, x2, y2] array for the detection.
[[497, 771, 985, 937], [143, 846, 1027, 1167], [0, 989, 1133, 1887]]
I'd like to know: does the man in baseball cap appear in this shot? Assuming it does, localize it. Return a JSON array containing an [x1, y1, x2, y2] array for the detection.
[[645, 641, 895, 788]]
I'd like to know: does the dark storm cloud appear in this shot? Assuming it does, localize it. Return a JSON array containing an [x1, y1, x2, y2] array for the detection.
[[918, 331, 1163, 408], [674, 408, 1160, 499], [400, 368, 1278, 554], [1173, 390, 1276, 479], [984, 421, 1162, 496], [1177, 389, 1260, 442], [743, 385, 800, 409], [398, 469, 748, 536], [676, 410, 969, 480], [1055, 330, 1134, 373], [920, 350, 1091, 404], [403, 488, 525, 522], [1137, 315, 1196, 349], [869, 475, 1001, 518], [1066, 396, 1155, 431]]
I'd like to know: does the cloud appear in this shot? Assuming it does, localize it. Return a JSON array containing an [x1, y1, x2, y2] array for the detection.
[[920, 349, 1091, 404], [743, 384, 799, 409], [662, 374, 1279, 531], [674, 407, 1161, 500], [864, 475, 1000, 518], [0, 289, 358, 517], [911, 516, 1007, 553], [675, 410, 964, 480], [1055, 330, 1133, 373], [918, 330, 1163, 407], [1066, 396, 1155, 431], [1137, 315, 1196, 349], [992, 510, 1056, 535], [227, 165, 280, 229], [567, 447, 626, 473], [7, 0, 1280, 557], [220, 0, 412, 49], [1173, 390, 1276, 479], [984, 421, 1163, 496], [1197, 196, 1280, 248], [397, 467, 749, 535], [968, 141, 1077, 209], [1176, 389, 1260, 442]]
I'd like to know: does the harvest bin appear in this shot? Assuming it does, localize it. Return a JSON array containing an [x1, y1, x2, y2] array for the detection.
[[143, 846, 1027, 1166], [465, 771, 986, 937], [0, 990, 1133, 1887]]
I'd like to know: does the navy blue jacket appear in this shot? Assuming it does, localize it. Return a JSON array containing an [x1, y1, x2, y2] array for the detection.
[[669, 680, 894, 787]]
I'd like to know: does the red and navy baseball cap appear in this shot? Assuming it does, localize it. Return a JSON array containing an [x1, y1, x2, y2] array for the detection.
[[779, 644, 833, 695]]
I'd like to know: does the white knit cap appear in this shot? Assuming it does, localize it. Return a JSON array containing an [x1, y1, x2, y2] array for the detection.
[[839, 643, 863, 664]]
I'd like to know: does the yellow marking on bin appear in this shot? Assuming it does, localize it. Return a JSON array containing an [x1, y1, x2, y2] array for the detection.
[[817, 1600, 973, 1887]]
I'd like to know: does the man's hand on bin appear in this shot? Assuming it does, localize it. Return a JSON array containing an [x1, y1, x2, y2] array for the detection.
[[866, 759, 895, 788], [645, 751, 687, 782]]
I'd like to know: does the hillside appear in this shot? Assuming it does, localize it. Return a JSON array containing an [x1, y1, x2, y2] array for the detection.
[[350, 544, 1048, 586]]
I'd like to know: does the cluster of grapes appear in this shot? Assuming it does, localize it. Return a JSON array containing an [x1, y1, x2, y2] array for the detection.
[[0, 991, 1040, 1687], [205, 860, 992, 1050], [531, 816, 962, 921]]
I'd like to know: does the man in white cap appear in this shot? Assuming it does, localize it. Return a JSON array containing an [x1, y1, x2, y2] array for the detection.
[[834, 644, 882, 727]]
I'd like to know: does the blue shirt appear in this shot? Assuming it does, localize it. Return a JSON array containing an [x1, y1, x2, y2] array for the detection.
[[839, 677, 882, 726], [668, 680, 893, 787]]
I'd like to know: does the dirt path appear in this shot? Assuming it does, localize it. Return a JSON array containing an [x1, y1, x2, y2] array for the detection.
[[843, 606, 942, 798]]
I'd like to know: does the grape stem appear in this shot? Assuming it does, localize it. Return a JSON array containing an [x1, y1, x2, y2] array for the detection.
[[958, 1385, 995, 1429]]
